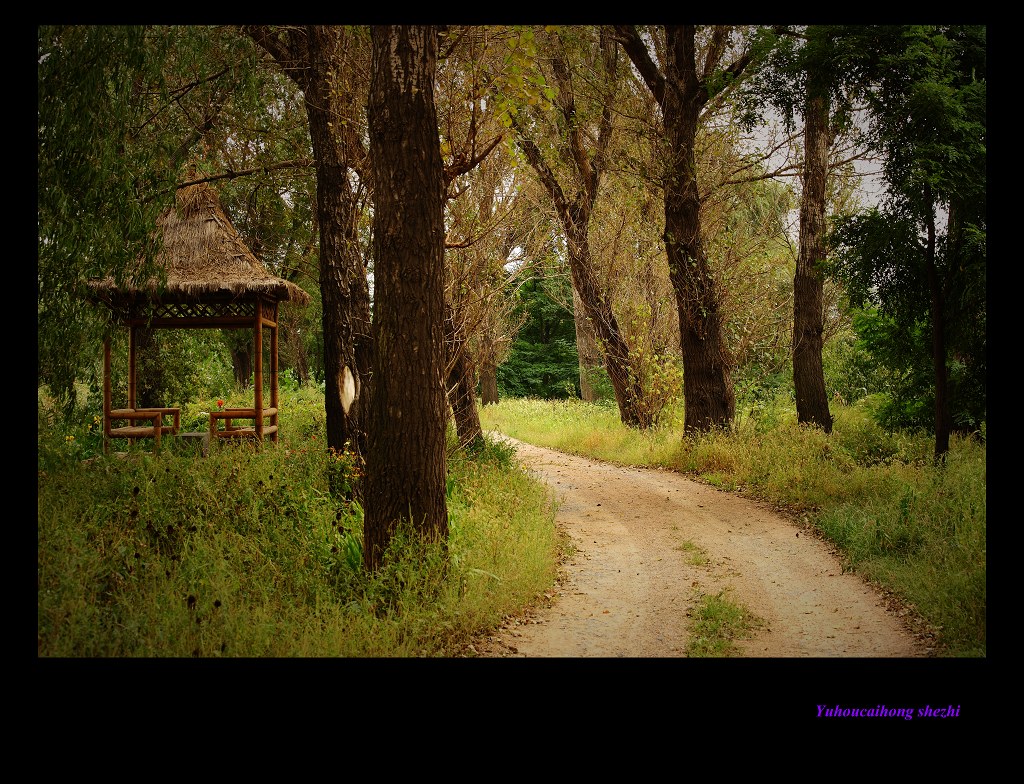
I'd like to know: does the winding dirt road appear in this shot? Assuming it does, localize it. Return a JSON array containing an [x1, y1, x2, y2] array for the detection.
[[472, 437, 929, 658]]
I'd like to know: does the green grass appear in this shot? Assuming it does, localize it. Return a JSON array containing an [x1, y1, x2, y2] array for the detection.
[[686, 589, 764, 657], [38, 386, 986, 658], [481, 395, 987, 657], [37, 388, 558, 657], [677, 540, 709, 566]]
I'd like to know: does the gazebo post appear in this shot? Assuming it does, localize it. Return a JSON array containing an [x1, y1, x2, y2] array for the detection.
[[254, 305, 264, 441], [271, 303, 279, 442], [103, 336, 112, 455]]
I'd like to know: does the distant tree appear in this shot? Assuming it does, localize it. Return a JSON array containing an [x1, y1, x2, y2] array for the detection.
[[434, 26, 515, 446], [363, 25, 449, 571], [614, 25, 773, 433], [790, 27, 837, 432], [498, 271, 581, 400], [829, 25, 986, 459], [507, 26, 653, 427]]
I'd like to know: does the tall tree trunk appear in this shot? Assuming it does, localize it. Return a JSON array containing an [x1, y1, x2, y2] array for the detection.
[[662, 116, 734, 433], [304, 26, 374, 470], [924, 184, 951, 461], [661, 26, 735, 433], [448, 347, 484, 450], [244, 24, 374, 491], [480, 361, 499, 405], [616, 24, 743, 434], [445, 302, 484, 449], [573, 286, 602, 401], [565, 218, 651, 427], [364, 24, 449, 571], [793, 87, 834, 433]]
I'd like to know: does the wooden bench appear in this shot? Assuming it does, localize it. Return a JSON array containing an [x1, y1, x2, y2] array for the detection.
[[209, 407, 279, 445], [105, 407, 180, 454]]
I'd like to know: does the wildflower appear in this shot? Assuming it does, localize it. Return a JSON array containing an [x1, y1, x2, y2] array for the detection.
[[65, 435, 75, 443], [217, 399, 225, 410]]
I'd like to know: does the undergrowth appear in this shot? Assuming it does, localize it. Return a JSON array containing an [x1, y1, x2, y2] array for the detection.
[[37, 387, 557, 657]]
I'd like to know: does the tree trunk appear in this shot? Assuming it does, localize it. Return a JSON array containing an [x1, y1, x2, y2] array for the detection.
[[304, 26, 374, 471], [448, 346, 484, 450], [445, 301, 484, 449], [231, 346, 252, 390], [565, 219, 651, 427], [925, 184, 951, 461], [572, 285, 602, 401], [661, 26, 735, 434], [364, 24, 449, 571], [480, 362, 499, 405], [245, 24, 374, 491], [510, 27, 651, 428], [283, 319, 310, 387], [793, 88, 834, 433]]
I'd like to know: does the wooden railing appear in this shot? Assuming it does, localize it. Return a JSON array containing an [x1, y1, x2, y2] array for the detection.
[[104, 407, 181, 454], [208, 407, 279, 444]]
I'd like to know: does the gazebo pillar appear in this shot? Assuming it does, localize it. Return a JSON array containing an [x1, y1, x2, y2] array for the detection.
[[270, 302, 279, 443], [103, 336, 112, 454], [254, 305, 263, 440]]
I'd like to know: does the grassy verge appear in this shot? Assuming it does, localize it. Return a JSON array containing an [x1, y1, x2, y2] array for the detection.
[[481, 396, 986, 657], [37, 388, 557, 657]]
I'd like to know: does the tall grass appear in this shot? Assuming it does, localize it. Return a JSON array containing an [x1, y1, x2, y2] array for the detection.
[[480, 395, 986, 657], [37, 388, 557, 657]]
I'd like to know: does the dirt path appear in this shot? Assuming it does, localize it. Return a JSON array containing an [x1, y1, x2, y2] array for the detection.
[[470, 436, 930, 658]]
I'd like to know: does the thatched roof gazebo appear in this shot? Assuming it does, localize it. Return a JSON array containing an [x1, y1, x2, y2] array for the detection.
[[88, 182, 311, 453]]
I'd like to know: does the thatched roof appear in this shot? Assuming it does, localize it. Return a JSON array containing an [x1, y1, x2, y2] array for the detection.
[[88, 182, 311, 307]]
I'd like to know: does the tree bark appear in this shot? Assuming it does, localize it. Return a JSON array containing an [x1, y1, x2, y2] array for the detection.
[[364, 24, 449, 571], [661, 27, 735, 433], [244, 25, 374, 488], [304, 26, 374, 469], [231, 345, 252, 390], [616, 25, 740, 434], [445, 301, 484, 449], [480, 362, 499, 405], [448, 346, 484, 450], [925, 184, 951, 461], [573, 286, 602, 401], [565, 217, 651, 427], [793, 87, 834, 433]]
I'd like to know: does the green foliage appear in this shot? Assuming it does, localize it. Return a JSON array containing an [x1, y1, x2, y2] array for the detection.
[[497, 274, 581, 399], [38, 26, 177, 416], [826, 304, 986, 435], [826, 25, 986, 448], [821, 324, 880, 406]]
